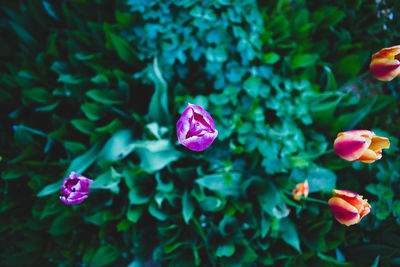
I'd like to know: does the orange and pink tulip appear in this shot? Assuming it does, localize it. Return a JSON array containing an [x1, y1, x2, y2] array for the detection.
[[370, 45, 400, 81], [333, 130, 390, 163], [292, 180, 309, 201], [328, 189, 371, 226]]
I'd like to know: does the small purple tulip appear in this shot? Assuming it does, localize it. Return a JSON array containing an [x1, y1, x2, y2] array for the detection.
[[176, 103, 218, 151], [59, 172, 93, 205]]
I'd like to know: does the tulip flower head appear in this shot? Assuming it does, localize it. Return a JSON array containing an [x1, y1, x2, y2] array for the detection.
[[333, 130, 390, 163], [328, 189, 371, 226], [370, 45, 400, 81], [60, 172, 93, 205], [176, 103, 218, 152], [292, 180, 309, 201]]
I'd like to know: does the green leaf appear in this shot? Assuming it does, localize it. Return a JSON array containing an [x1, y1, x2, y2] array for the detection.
[[199, 196, 222, 212], [216, 241, 235, 257], [91, 171, 120, 194], [317, 252, 350, 266], [263, 52, 280, 64], [64, 141, 87, 155], [257, 180, 289, 219], [88, 245, 120, 267], [91, 73, 109, 84], [334, 98, 376, 131], [104, 23, 137, 64], [71, 119, 96, 135], [334, 54, 362, 78], [98, 129, 133, 161], [134, 140, 181, 173], [49, 214, 80, 236], [182, 191, 195, 224], [127, 207, 144, 223], [8, 20, 37, 45], [23, 87, 52, 104], [148, 57, 170, 125], [86, 89, 123, 105], [35, 101, 60, 112], [243, 76, 262, 98], [261, 212, 271, 238], [280, 218, 301, 252], [66, 142, 102, 175], [148, 202, 167, 221], [57, 74, 84, 84], [81, 102, 103, 121], [2, 169, 25, 180], [291, 54, 319, 69], [195, 172, 241, 197], [307, 167, 336, 193], [323, 66, 337, 91], [96, 118, 123, 133]]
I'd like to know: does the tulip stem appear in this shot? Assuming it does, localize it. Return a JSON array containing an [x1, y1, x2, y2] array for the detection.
[[285, 191, 328, 205]]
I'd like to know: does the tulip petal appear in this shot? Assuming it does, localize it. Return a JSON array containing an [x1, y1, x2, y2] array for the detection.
[[369, 136, 390, 151], [180, 130, 218, 152], [338, 130, 374, 138], [332, 189, 358, 198], [358, 149, 381, 163], [176, 103, 218, 151], [328, 197, 360, 226], [188, 103, 215, 129], [334, 133, 370, 161], [332, 191, 365, 213], [370, 45, 400, 81]]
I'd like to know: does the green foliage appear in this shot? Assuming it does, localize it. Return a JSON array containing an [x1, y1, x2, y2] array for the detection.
[[2, 0, 400, 266]]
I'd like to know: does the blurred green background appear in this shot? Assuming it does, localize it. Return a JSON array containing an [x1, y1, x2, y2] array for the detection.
[[1, 0, 400, 266]]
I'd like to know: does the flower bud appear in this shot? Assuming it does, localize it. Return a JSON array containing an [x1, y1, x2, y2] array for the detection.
[[370, 45, 400, 81], [333, 130, 390, 163], [328, 189, 371, 226], [292, 180, 309, 201], [176, 103, 218, 151], [59, 172, 93, 205]]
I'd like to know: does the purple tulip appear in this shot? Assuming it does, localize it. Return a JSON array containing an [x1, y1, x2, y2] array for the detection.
[[59, 172, 93, 205], [176, 103, 218, 151]]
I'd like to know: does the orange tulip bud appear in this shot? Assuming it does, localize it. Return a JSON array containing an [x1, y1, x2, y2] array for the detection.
[[328, 189, 371, 226], [292, 180, 309, 201], [370, 45, 400, 81], [333, 130, 390, 163]]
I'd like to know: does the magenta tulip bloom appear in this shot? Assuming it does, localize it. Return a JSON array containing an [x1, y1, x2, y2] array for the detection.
[[328, 189, 371, 226], [176, 103, 218, 151], [370, 45, 400, 81], [59, 172, 93, 205], [333, 130, 390, 163]]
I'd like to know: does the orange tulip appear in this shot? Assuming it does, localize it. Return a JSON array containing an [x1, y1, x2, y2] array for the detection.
[[292, 180, 309, 201], [328, 189, 371, 226], [370, 45, 400, 81], [333, 130, 390, 163]]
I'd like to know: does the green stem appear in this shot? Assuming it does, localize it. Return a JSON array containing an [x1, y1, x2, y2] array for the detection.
[[285, 191, 329, 205], [13, 125, 47, 137]]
